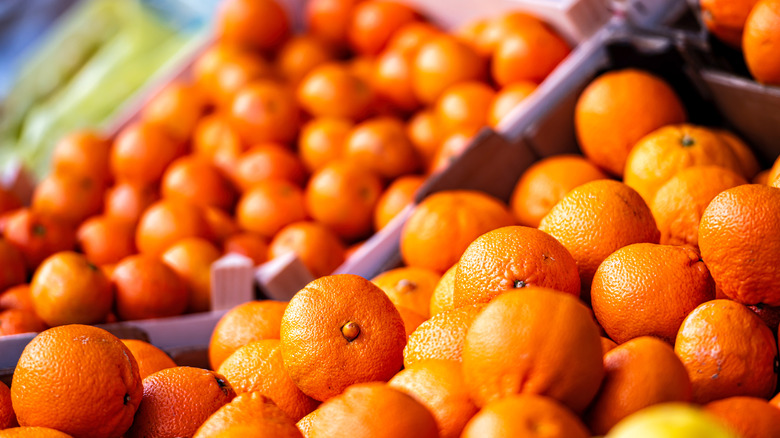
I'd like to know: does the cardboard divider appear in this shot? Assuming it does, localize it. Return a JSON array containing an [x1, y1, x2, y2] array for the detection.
[[255, 252, 314, 301]]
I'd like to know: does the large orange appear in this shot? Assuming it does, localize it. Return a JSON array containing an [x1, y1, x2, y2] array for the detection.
[[491, 25, 570, 86], [0, 240, 25, 293], [705, 396, 780, 438], [193, 392, 301, 438], [31, 174, 104, 225], [510, 154, 608, 227], [111, 255, 188, 321], [103, 182, 159, 225], [126, 367, 235, 438], [298, 117, 352, 172], [389, 360, 478, 438], [651, 166, 747, 248], [280, 274, 406, 401], [217, 339, 319, 421], [372, 267, 440, 318], [297, 63, 374, 120], [161, 155, 237, 211], [591, 243, 714, 344], [343, 116, 420, 179], [110, 121, 184, 185], [585, 336, 692, 434], [192, 113, 246, 175], [305, 0, 362, 48], [462, 287, 603, 411], [701, 0, 760, 46], [412, 34, 486, 104], [699, 184, 780, 305], [216, 0, 290, 51], [232, 143, 306, 191], [675, 299, 778, 403], [574, 69, 687, 176], [453, 226, 580, 308], [11, 325, 142, 438], [298, 382, 438, 437], [434, 81, 495, 136], [30, 251, 112, 326], [347, 1, 419, 55], [0, 380, 15, 429], [403, 303, 484, 368], [373, 175, 424, 230], [209, 300, 288, 370], [0, 309, 46, 336], [268, 221, 346, 278], [76, 215, 136, 266], [161, 238, 222, 313], [223, 232, 269, 266], [135, 199, 211, 257], [0, 428, 73, 437], [141, 82, 207, 141], [744, 0, 780, 84], [487, 81, 537, 128], [229, 81, 299, 146], [120, 339, 177, 380], [3, 209, 76, 271], [235, 180, 307, 238], [400, 190, 515, 274], [717, 129, 761, 178], [50, 131, 111, 184], [276, 35, 336, 86]]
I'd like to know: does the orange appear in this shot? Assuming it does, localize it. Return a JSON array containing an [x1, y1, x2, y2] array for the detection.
[[699, 184, 780, 305], [434, 81, 495, 135], [601, 337, 617, 355], [276, 35, 336, 86], [469, 12, 546, 56], [744, 0, 780, 84], [397, 306, 427, 336], [510, 154, 608, 227], [50, 131, 111, 184], [453, 226, 581, 308], [717, 129, 761, 178], [347, 1, 419, 55], [192, 46, 275, 108], [193, 392, 301, 438], [373, 175, 423, 230], [412, 34, 486, 104], [3, 209, 75, 271], [298, 382, 438, 437], [0, 309, 47, 336], [491, 25, 570, 86], [297, 63, 374, 120], [0, 190, 21, 217], [487, 81, 537, 128], [0, 285, 34, 312], [120, 339, 177, 379], [769, 155, 780, 183], [372, 49, 420, 113], [31, 174, 104, 225], [585, 337, 692, 434], [161, 155, 237, 211], [754, 169, 772, 184], [235, 180, 307, 238], [298, 117, 352, 172], [204, 206, 240, 244], [701, 0, 760, 46], [343, 116, 420, 179], [675, 299, 778, 403], [575, 69, 687, 176], [135, 199, 212, 257], [229, 81, 299, 145], [217, 339, 319, 421], [0, 428, 73, 437], [0, 380, 15, 429], [651, 166, 747, 248], [400, 190, 514, 274], [11, 325, 142, 437], [216, 0, 290, 51], [624, 124, 744, 203], [103, 182, 159, 225], [462, 287, 603, 411], [389, 360, 478, 438], [161, 238, 222, 313], [461, 394, 590, 438], [192, 113, 246, 175], [371, 267, 440, 317], [232, 143, 306, 191], [110, 121, 184, 185], [428, 131, 472, 174], [223, 232, 269, 266], [406, 109, 442, 166], [304, 161, 383, 241], [279, 274, 406, 401], [76, 215, 136, 266], [746, 302, 780, 331], [209, 300, 288, 370], [705, 396, 780, 438], [0, 240, 25, 292], [30, 251, 112, 326], [305, 0, 362, 48], [403, 304, 484, 368], [429, 263, 457, 316], [591, 243, 715, 344], [126, 367, 235, 438], [111, 255, 188, 321], [388, 21, 440, 51], [268, 221, 346, 278], [141, 82, 207, 141]]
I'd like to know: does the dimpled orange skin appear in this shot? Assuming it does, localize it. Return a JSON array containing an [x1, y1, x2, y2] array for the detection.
[[585, 337, 692, 435], [705, 396, 780, 438], [453, 226, 581, 309], [744, 0, 780, 85], [111, 255, 189, 321], [120, 339, 176, 380], [538, 180, 660, 295], [429, 264, 457, 316], [193, 392, 301, 438], [461, 394, 590, 438], [217, 340, 319, 421], [699, 185, 780, 306], [462, 287, 603, 411], [675, 300, 778, 404], [11, 325, 142, 438], [299, 382, 439, 438], [126, 367, 236, 438], [0, 380, 16, 429], [389, 360, 478, 438], [280, 275, 406, 402], [372, 267, 441, 318], [591, 243, 715, 344], [403, 304, 485, 368], [400, 191, 515, 274], [0, 427, 74, 437]]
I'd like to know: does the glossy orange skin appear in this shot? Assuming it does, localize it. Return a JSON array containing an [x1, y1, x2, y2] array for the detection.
[[216, 0, 290, 51], [50, 131, 111, 183], [280, 275, 406, 401], [204, 206, 240, 245], [344, 116, 420, 179], [111, 255, 189, 321], [305, 0, 363, 47], [0, 427, 74, 437], [297, 63, 374, 120], [488, 81, 537, 128], [193, 113, 246, 176], [11, 325, 142, 438], [600, 337, 617, 355], [396, 307, 427, 336], [126, 367, 235, 438], [236, 180, 307, 238], [31, 174, 104, 225], [699, 184, 780, 305], [453, 226, 581, 308], [0, 380, 16, 429], [110, 122, 184, 185], [347, 1, 419, 55], [373, 175, 424, 230], [744, 0, 780, 84], [232, 143, 306, 191], [77, 215, 136, 266], [491, 25, 570, 86], [141, 82, 208, 141], [701, 0, 760, 46], [434, 81, 495, 136], [372, 49, 421, 113], [0, 284, 34, 312], [276, 35, 336, 86], [427, 131, 472, 174], [462, 287, 604, 412], [705, 396, 780, 438], [161, 155, 237, 211], [103, 182, 159, 225], [406, 109, 442, 166], [121, 339, 177, 379], [372, 266, 440, 318], [412, 35, 486, 104], [298, 117, 352, 173], [217, 339, 319, 421], [135, 199, 212, 257], [161, 238, 222, 313], [585, 337, 692, 434], [0, 309, 47, 336], [403, 304, 485, 368], [268, 221, 346, 278], [193, 45, 275, 108], [717, 129, 761, 178], [675, 300, 778, 403], [468, 12, 546, 56], [3, 209, 76, 271], [229, 81, 299, 146], [0, 240, 26, 292], [461, 394, 590, 438], [209, 300, 288, 370], [194, 392, 302, 438], [223, 232, 269, 266]]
